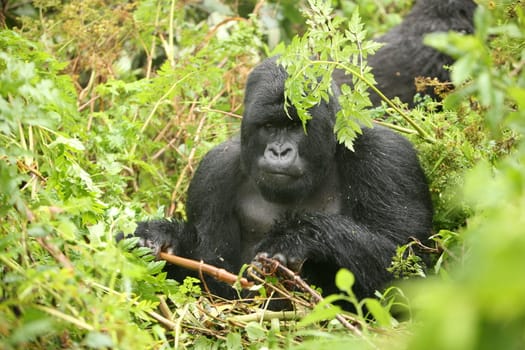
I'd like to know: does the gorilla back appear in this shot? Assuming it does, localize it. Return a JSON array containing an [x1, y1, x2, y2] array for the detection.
[[133, 58, 433, 303], [334, 0, 477, 106]]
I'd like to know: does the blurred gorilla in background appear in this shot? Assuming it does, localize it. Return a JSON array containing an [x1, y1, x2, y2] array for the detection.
[[333, 0, 477, 106], [131, 57, 433, 304]]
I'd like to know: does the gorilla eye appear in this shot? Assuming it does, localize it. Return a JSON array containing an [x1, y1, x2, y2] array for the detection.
[[262, 123, 278, 133], [286, 122, 301, 131]]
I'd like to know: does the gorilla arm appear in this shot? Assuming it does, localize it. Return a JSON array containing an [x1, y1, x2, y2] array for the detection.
[[131, 137, 245, 293], [253, 126, 433, 299], [253, 213, 398, 299], [184, 137, 245, 271]]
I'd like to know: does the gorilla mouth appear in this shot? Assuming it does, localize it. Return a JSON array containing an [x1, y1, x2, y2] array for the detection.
[[261, 171, 302, 189], [265, 170, 301, 181], [260, 164, 304, 178], [267, 170, 297, 177]]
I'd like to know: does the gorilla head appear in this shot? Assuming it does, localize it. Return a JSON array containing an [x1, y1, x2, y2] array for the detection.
[[240, 58, 340, 204], [414, 0, 476, 34]]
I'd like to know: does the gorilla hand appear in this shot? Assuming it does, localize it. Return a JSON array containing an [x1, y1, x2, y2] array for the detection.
[[251, 213, 332, 275], [252, 251, 306, 275], [131, 219, 188, 257]]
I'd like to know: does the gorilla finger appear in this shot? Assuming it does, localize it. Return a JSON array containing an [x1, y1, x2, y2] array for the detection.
[[115, 232, 136, 242], [287, 256, 306, 273], [255, 252, 269, 260], [271, 253, 288, 266], [137, 238, 164, 257]]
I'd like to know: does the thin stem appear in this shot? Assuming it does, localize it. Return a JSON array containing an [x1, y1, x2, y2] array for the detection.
[[167, 0, 176, 67], [315, 60, 436, 143], [139, 72, 194, 133], [35, 305, 95, 331], [373, 120, 418, 135]]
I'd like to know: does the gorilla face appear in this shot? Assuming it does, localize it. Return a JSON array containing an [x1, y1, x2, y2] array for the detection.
[[240, 59, 338, 204]]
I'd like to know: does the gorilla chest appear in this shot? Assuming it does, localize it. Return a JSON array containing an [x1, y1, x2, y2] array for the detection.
[[236, 176, 342, 262]]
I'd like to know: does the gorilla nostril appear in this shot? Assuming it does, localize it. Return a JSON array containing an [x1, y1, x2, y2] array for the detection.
[[280, 147, 293, 158], [266, 143, 295, 161], [269, 147, 280, 158]]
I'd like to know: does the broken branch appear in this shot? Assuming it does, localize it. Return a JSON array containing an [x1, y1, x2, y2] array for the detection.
[[158, 252, 253, 289]]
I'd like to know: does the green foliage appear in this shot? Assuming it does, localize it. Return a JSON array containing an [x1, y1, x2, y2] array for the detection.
[[277, 0, 380, 149], [277, 0, 435, 151], [336, 0, 413, 34], [387, 243, 426, 279], [409, 102, 515, 230], [2, 0, 525, 348], [300, 269, 395, 331], [404, 2, 525, 349], [0, 28, 176, 349]]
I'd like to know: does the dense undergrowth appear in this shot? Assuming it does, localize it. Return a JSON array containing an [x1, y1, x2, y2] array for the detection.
[[1, 0, 524, 349]]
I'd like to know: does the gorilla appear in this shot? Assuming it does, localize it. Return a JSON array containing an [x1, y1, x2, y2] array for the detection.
[[334, 0, 477, 106], [132, 57, 433, 303]]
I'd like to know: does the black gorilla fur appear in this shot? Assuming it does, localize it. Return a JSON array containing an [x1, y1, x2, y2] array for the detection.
[[333, 0, 477, 106], [133, 57, 433, 302]]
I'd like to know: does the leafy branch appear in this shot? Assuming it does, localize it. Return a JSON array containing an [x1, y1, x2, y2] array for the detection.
[[276, 0, 434, 150], [318, 59, 436, 143]]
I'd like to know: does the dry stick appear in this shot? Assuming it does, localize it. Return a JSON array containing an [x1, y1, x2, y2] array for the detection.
[[36, 237, 74, 271], [167, 86, 227, 216], [159, 252, 364, 337], [16, 160, 46, 182], [199, 107, 243, 119], [158, 252, 253, 289], [246, 263, 312, 309], [92, 281, 178, 330], [167, 102, 203, 216], [257, 256, 364, 338], [228, 309, 306, 323]]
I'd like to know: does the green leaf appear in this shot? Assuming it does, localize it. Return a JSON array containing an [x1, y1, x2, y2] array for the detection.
[[335, 268, 355, 295], [83, 331, 114, 348], [451, 56, 474, 86], [364, 298, 392, 327], [226, 332, 242, 350], [48, 136, 85, 152], [298, 302, 343, 327], [10, 319, 55, 344], [245, 322, 266, 341]]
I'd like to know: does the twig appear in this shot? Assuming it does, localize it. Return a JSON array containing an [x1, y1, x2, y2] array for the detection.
[[16, 160, 46, 182], [256, 256, 364, 337], [158, 252, 253, 289], [158, 253, 364, 338], [373, 120, 417, 135], [35, 305, 94, 331], [91, 281, 177, 330], [158, 295, 173, 320], [227, 309, 306, 323], [36, 237, 74, 271], [314, 60, 436, 143], [174, 303, 190, 349], [199, 107, 243, 119], [246, 264, 312, 308]]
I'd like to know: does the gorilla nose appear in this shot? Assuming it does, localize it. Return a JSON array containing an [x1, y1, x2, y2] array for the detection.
[[269, 145, 292, 158], [266, 143, 295, 162]]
